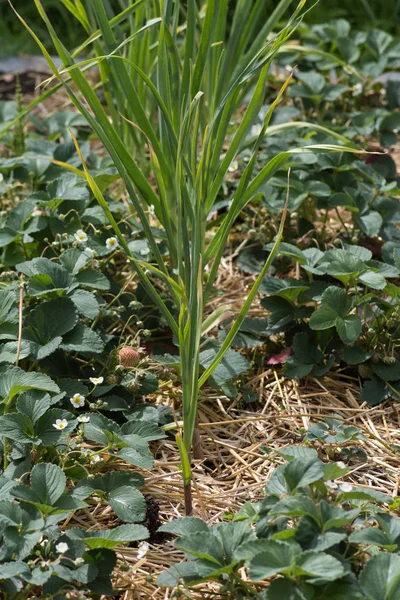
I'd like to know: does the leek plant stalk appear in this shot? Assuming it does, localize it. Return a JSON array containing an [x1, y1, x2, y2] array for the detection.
[[16, 0, 361, 514]]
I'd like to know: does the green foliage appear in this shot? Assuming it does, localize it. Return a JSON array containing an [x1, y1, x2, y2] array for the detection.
[[225, 15, 400, 403], [1, 1, 400, 598], [0, 452, 147, 596], [0, 102, 170, 597], [255, 241, 400, 404], [0, 0, 82, 57], [0, 389, 157, 596], [14, 0, 365, 470], [309, 286, 361, 344], [157, 450, 400, 598], [304, 417, 367, 461]]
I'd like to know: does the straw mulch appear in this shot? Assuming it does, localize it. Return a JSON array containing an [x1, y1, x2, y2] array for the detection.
[[83, 370, 398, 600], [65, 260, 400, 599], [12, 82, 399, 600], [85, 259, 400, 599]]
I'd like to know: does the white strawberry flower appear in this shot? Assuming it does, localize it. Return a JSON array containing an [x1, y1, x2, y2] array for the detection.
[[77, 416, 90, 423], [53, 419, 68, 430], [251, 123, 263, 137], [106, 237, 119, 251], [55, 542, 69, 554], [70, 393, 85, 408], [89, 377, 104, 385], [40, 560, 51, 569], [228, 159, 239, 173], [90, 454, 101, 463], [74, 229, 88, 244], [340, 483, 353, 493], [32, 206, 43, 217], [326, 480, 338, 490]]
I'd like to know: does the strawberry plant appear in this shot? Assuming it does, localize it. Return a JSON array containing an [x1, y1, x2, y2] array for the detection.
[[0, 461, 148, 598], [158, 448, 400, 599], [1, 0, 400, 597], [259, 244, 400, 404], [305, 417, 367, 462]]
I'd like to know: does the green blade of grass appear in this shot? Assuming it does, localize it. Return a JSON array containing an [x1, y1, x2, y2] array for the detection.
[[198, 177, 290, 389], [71, 130, 179, 336]]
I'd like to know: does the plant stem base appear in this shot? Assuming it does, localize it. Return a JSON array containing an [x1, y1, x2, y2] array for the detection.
[[184, 482, 193, 516]]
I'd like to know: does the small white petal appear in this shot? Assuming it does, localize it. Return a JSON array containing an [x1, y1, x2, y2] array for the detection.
[[106, 237, 119, 250], [74, 229, 88, 244], [55, 542, 69, 553], [340, 483, 353, 493], [251, 124, 263, 137], [77, 416, 90, 423], [137, 541, 149, 559], [326, 480, 338, 490], [53, 418, 68, 430], [228, 160, 239, 173], [70, 393, 85, 408]]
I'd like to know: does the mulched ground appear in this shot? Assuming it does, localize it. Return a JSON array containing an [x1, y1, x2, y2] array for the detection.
[[4, 70, 400, 600], [79, 259, 400, 599]]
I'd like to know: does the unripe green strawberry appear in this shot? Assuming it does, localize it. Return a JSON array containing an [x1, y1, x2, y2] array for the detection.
[[358, 364, 372, 379], [383, 355, 396, 365]]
